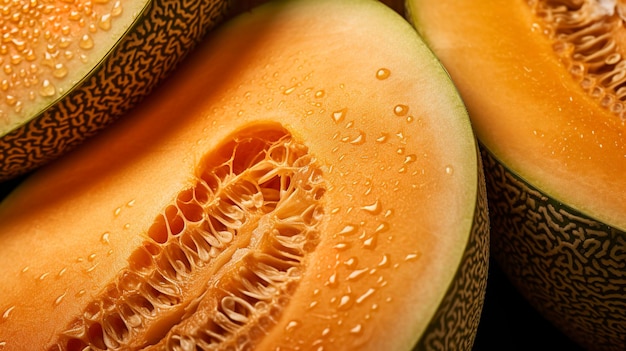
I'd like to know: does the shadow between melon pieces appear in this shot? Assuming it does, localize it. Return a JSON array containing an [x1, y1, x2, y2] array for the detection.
[[482, 145, 626, 351]]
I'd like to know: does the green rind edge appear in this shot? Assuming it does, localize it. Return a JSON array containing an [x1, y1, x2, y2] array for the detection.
[[0, 0, 233, 181], [482, 144, 626, 351], [414, 155, 490, 351]]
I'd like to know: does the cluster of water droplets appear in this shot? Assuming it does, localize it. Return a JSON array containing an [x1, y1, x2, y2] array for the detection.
[[0, 0, 124, 125]]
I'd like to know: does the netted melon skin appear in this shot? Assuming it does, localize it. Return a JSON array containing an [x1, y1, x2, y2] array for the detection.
[[0, 0, 232, 182], [414, 158, 489, 351], [482, 147, 626, 351]]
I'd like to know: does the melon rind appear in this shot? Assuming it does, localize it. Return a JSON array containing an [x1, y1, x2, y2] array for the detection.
[[404, 0, 626, 349], [0, 0, 233, 181], [0, 0, 489, 351], [413, 158, 489, 351], [482, 146, 626, 351]]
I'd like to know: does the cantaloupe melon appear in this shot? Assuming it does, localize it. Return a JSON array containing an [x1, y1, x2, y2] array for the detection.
[[0, 0, 489, 350], [0, 0, 236, 181], [406, 1, 626, 350]]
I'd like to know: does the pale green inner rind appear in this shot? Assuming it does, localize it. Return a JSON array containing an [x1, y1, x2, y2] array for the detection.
[[406, 0, 626, 236], [1, 0, 152, 137], [481, 142, 626, 233], [414, 160, 489, 351]]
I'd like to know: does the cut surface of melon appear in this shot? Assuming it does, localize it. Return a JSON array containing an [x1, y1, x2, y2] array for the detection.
[[0, 0, 233, 182], [0, 0, 486, 350], [408, 0, 626, 231], [407, 1, 626, 350], [0, 0, 149, 135]]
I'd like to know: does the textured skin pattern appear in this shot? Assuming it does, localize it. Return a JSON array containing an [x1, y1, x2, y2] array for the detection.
[[0, 0, 232, 181], [483, 147, 626, 351], [415, 156, 490, 351]]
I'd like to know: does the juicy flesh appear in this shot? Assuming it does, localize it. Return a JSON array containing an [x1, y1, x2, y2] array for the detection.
[[0, 0, 128, 133], [47, 130, 326, 350], [531, 0, 626, 121], [0, 0, 482, 350]]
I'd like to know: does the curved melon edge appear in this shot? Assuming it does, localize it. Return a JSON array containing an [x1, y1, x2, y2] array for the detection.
[[482, 146, 626, 351], [0, 0, 235, 182], [413, 155, 489, 351]]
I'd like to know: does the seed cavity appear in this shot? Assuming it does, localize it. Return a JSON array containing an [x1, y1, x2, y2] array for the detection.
[[529, 0, 626, 121], [49, 125, 326, 350]]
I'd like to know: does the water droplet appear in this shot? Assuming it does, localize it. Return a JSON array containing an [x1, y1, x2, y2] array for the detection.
[[337, 224, 358, 236], [2, 306, 15, 320], [356, 288, 376, 304], [101, 232, 111, 244], [405, 252, 420, 261], [285, 320, 300, 332], [326, 272, 338, 287], [376, 68, 391, 80], [374, 222, 389, 234], [346, 268, 369, 281], [350, 324, 363, 334], [114, 207, 122, 216], [79, 34, 94, 50], [374, 258, 388, 272], [333, 242, 350, 251], [54, 290, 67, 306], [403, 154, 417, 164], [99, 13, 112, 30], [360, 200, 381, 215], [52, 63, 68, 79], [445, 165, 454, 175], [337, 294, 353, 310], [39, 79, 56, 97], [349, 131, 366, 145], [88, 253, 97, 262], [57, 267, 67, 278], [375, 133, 388, 143], [331, 108, 347, 123], [283, 86, 296, 95], [362, 236, 376, 249], [85, 263, 99, 273], [343, 257, 358, 268], [38, 272, 50, 281], [393, 104, 409, 116], [315, 90, 325, 98]]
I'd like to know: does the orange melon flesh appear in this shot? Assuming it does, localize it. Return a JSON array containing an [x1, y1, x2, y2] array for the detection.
[[0, 0, 149, 135], [408, 0, 626, 231], [0, 0, 483, 350]]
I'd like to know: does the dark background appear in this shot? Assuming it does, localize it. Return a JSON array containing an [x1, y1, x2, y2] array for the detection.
[[0, 175, 586, 351], [472, 258, 585, 351]]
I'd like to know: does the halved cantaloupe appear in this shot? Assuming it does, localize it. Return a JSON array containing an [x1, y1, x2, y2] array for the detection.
[[0, 0, 235, 181], [407, 1, 626, 350], [0, 0, 488, 350]]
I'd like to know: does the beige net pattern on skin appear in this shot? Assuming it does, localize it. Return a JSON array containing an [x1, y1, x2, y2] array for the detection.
[[49, 131, 326, 351]]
